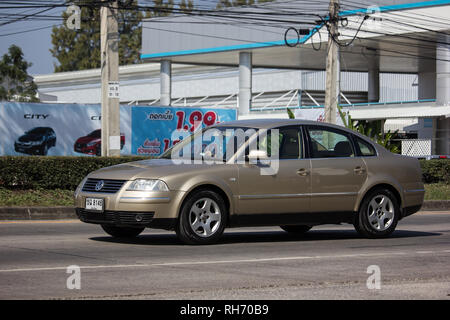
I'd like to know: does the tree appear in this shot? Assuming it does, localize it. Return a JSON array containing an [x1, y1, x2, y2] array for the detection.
[[0, 45, 39, 102], [337, 105, 400, 153], [50, 0, 192, 72], [286, 107, 295, 119], [179, 0, 193, 12]]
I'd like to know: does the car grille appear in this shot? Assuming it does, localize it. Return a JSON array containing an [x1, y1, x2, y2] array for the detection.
[[82, 178, 127, 193], [17, 142, 31, 146], [76, 209, 154, 225]]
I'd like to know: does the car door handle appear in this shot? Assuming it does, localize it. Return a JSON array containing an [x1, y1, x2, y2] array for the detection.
[[354, 166, 366, 174], [296, 168, 309, 176]]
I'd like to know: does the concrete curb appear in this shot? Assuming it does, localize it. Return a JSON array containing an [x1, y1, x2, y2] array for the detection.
[[0, 201, 448, 220], [421, 200, 450, 211], [0, 206, 76, 220]]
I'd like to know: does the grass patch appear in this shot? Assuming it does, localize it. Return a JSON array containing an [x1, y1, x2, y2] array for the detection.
[[0, 188, 74, 207], [424, 183, 450, 201]]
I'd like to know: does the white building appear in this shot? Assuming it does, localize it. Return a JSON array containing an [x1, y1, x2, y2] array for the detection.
[[34, 0, 450, 156]]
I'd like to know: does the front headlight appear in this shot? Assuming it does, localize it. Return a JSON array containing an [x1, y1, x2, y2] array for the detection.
[[74, 177, 87, 196], [87, 140, 99, 147], [127, 179, 169, 191]]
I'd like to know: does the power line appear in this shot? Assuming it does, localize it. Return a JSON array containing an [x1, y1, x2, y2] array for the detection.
[[1, 0, 449, 66]]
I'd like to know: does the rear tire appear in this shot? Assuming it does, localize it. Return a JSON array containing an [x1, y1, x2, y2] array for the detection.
[[101, 225, 144, 238], [354, 188, 400, 238], [280, 225, 312, 234], [175, 190, 227, 245]]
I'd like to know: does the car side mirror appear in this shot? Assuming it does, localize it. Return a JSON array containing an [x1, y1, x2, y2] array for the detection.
[[247, 149, 269, 162]]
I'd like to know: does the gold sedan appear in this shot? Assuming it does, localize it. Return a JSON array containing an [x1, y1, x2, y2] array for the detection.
[[74, 119, 424, 244]]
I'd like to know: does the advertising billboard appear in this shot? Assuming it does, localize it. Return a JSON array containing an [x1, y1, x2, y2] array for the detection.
[[0, 102, 236, 156], [131, 106, 237, 156], [0, 102, 131, 156], [294, 107, 345, 126]]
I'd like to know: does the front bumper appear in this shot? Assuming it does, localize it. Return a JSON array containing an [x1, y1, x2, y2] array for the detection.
[[74, 145, 97, 155], [15, 143, 42, 154], [76, 208, 177, 229], [74, 181, 186, 228]]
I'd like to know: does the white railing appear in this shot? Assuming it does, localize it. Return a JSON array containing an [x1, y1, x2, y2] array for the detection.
[[401, 139, 432, 157]]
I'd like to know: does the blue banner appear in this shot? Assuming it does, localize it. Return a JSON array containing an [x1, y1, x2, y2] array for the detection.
[[131, 106, 237, 156]]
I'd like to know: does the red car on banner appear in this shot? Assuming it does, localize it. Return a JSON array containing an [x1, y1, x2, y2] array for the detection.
[[74, 129, 125, 156]]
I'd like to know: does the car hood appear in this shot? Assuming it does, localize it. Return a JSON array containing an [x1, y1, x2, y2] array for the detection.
[[18, 134, 43, 142], [88, 158, 207, 180], [76, 136, 96, 144]]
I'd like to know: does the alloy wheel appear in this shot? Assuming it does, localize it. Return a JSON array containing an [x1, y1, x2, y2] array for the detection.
[[189, 198, 222, 238], [367, 195, 394, 231]]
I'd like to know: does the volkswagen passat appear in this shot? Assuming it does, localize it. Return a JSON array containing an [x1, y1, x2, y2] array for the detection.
[[74, 119, 424, 244]]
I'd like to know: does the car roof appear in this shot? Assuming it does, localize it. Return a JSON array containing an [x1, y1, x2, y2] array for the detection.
[[212, 118, 383, 153], [30, 127, 52, 130], [214, 118, 378, 141], [214, 119, 346, 130]]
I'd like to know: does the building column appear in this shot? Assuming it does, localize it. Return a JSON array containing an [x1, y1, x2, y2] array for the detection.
[[435, 35, 450, 155], [418, 72, 436, 100], [238, 52, 252, 116], [368, 63, 380, 103], [436, 35, 450, 106], [160, 60, 171, 106]]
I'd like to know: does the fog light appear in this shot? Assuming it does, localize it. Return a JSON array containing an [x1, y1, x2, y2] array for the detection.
[[135, 214, 143, 222]]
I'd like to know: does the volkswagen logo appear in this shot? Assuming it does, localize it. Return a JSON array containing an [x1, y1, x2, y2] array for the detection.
[[95, 180, 104, 191]]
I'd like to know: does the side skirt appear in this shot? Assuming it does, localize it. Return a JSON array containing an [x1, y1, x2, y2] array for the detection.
[[228, 212, 356, 228]]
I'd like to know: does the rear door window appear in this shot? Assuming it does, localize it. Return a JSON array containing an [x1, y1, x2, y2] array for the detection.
[[356, 137, 377, 156], [306, 126, 355, 158]]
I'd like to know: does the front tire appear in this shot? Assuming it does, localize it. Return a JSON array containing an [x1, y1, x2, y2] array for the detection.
[[40, 143, 48, 155], [354, 188, 400, 238], [280, 225, 312, 234], [176, 190, 227, 245], [101, 225, 144, 238]]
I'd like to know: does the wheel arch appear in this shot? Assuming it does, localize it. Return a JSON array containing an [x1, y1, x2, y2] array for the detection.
[[357, 183, 402, 214], [176, 183, 233, 225]]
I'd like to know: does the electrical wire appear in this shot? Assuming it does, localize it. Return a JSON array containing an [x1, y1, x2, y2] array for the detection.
[[0, 0, 449, 66]]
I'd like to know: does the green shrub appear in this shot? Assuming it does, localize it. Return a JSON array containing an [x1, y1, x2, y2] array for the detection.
[[0, 156, 149, 190], [0, 157, 448, 191], [420, 159, 450, 184]]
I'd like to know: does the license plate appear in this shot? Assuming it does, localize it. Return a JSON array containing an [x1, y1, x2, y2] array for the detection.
[[85, 198, 104, 211]]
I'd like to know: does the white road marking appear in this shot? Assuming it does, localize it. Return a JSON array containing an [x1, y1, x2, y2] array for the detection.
[[0, 249, 449, 273]]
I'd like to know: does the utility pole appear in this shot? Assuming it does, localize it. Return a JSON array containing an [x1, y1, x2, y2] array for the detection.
[[324, 0, 340, 124], [100, 0, 120, 156]]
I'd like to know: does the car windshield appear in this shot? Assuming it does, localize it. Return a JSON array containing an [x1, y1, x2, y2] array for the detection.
[[88, 130, 101, 138], [160, 126, 256, 162], [26, 127, 47, 134]]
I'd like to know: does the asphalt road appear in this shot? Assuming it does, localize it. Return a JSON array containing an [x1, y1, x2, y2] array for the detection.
[[0, 211, 449, 300]]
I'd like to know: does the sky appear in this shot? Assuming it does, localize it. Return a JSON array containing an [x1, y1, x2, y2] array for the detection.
[[0, 6, 65, 75], [0, 1, 213, 76]]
